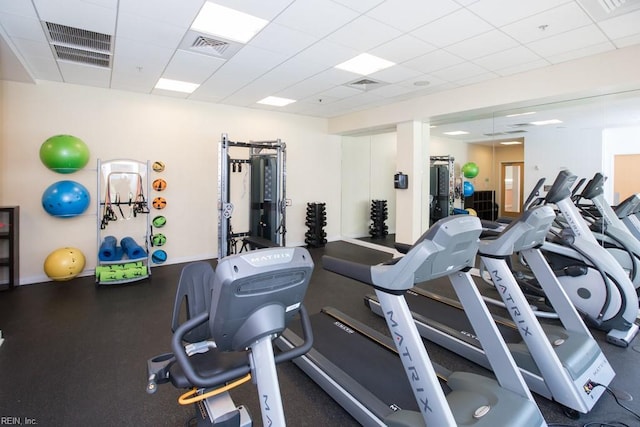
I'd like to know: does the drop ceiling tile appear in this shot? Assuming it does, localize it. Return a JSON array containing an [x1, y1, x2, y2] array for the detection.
[[456, 70, 499, 86], [410, 8, 493, 48], [273, 0, 359, 38], [527, 24, 609, 58], [430, 61, 488, 82], [403, 49, 465, 74], [58, 61, 111, 88], [326, 15, 402, 52], [113, 37, 175, 72], [117, 13, 187, 49], [32, 0, 117, 34], [370, 34, 437, 64], [367, 0, 461, 32], [292, 39, 358, 72], [598, 9, 640, 40], [248, 22, 316, 57], [163, 49, 226, 83], [473, 45, 541, 71], [501, 2, 592, 44], [0, 1, 38, 17], [445, 29, 519, 60], [10, 37, 52, 58], [276, 68, 355, 99], [110, 70, 158, 93], [612, 33, 640, 48], [318, 84, 362, 99], [193, 45, 289, 99], [117, 0, 202, 27], [468, 0, 571, 27], [0, 14, 45, 41], [369, 64, 422, 84], [23, 55, 62, 81], [495, 58, 549, 76], [545, 40, 614, 64], [330, 0, 386, 13]]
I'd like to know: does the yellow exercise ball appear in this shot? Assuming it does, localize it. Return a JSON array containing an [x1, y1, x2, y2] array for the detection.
[[466, 208, 478, 216], [44, 247, 86, 281]]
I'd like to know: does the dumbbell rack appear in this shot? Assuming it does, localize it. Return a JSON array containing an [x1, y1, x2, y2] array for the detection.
[[305, 202, 327, 248], [369, 200, 388, 239]]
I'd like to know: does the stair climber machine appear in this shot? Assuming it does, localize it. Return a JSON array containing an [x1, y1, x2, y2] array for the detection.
[[367, 205, 614, 417], [536, 170, 639, 347], [145, 247, 314, 426], [572, 173, 640, 292], [276, 215, 546, 427]]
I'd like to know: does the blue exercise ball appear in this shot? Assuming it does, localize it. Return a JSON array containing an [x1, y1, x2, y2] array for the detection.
[[463, 181, 475, 198], [42, 180, 91, 217]]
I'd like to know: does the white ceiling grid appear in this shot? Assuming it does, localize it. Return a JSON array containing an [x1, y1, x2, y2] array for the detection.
[[0, 0, 639, 117]]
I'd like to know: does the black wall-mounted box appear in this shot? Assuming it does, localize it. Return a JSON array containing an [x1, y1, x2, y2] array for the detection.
[[394, 172, 408, 189]]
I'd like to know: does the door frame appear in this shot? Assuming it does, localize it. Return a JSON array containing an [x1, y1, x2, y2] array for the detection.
[[500, 161, 525, 218]]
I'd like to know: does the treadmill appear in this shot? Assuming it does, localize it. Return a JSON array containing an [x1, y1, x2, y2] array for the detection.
[[276, 215, 546, 427], [365, 205, 615, 416]]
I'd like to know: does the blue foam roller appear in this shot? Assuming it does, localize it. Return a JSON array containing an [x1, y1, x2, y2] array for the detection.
[[99, 236, 123, 261], [120, 236, 146, 260]]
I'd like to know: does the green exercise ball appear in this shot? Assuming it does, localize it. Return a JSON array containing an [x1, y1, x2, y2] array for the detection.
[[39, 135, 90, 174], [461, 162, 479, 179]]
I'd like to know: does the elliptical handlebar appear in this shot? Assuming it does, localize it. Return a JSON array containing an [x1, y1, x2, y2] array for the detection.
[[545, 170, 577, 204], [169, 305, 314, 389], [580, 173, 605, 200], [522, 177, 546, 211]]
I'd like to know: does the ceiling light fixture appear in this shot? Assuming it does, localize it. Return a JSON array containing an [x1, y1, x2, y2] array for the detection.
[[443, 130, 469, 136], [500, 141, 523, 145], [191, 2, 268, 44], [505, 111, 536, 117], [155, 78, 200, 93], [530, 119, 563, 126], [257, 96, 296, 107], [335, 53, 395, 76]]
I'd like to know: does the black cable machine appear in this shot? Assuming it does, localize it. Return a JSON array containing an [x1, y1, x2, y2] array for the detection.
[[218, 133, 286, 259]]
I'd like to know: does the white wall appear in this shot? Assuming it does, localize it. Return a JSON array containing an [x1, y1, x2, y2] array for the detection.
[[602, 126, 640, 203], [524, 127, 603, 196], [0, 80, 341, 284], [341, 132, 396, 238]]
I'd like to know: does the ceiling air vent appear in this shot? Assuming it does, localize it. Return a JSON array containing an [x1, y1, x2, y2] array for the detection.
[[179, 31, 243, 60], [345, 78, 387, 92], [43, 22, 112, 68], [191, 35, 230, 56], [504, 130, 528, 134], [576, 0, 640, 21], [484, 132, 506, 137]]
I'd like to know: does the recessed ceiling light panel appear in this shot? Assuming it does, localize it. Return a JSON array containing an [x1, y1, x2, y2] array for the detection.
[[257, 96, 296, 107], [530, 119, 563, 126], [155, 78, 200, 93], [191, 2, 268, 44], [443, 130, 469, 135], [335, 53, 395, 76]]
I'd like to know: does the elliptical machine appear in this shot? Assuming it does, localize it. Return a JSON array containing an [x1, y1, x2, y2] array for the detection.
[[146, 247, 314, 426], [572, 173, 640, 293], [530, 170, 639, 347]]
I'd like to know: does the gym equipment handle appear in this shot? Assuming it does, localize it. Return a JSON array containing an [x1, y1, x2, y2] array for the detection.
[[171, 306, 313, 389], [322, 255, 374, 286]]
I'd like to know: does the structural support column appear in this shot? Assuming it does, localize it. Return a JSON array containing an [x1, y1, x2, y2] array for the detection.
[[396, 120, 429, 244]]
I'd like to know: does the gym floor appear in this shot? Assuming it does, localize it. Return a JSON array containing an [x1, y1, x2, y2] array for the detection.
[[1, 240, 640, 426]]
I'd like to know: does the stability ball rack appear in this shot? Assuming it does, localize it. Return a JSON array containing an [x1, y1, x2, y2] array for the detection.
[[218, 133, 287, 259]]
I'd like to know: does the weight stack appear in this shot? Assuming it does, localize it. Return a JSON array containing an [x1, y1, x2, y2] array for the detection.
[[305, 202, 327, 248], [369, 200, 388, 239]]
